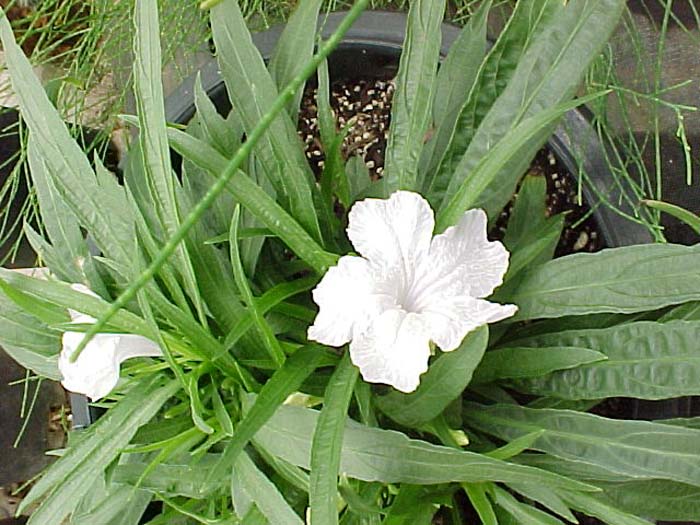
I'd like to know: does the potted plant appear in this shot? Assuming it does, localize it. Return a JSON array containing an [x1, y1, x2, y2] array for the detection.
[[2, 0, 700, 524]]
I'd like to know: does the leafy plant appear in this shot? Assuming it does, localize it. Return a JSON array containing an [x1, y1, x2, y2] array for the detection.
[[2, 0, 700, 524]]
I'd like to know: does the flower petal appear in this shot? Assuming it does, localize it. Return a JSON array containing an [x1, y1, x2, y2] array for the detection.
[[59, 332, 162, 401], [423, 296, 517, 352], [68, 283, 99, 323], [412, 209, 510, 307], [347, 191, 434, 270], [308, 256, 391, 346], [349, 309, 431, 393]]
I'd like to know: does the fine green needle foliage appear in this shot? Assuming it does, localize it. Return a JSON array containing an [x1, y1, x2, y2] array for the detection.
[[2, 0, 700, 523]]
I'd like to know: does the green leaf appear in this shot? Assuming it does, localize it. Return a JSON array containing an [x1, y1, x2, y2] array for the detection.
[[345, 155, 371, 203], [506, 483, 577, 523], [133, 0, 206, 325], [438, 0, 625, 218], [466, 403, 700, 488], [503, 174, 549, 250], [316, 58, 335, 149], [230, 205, 286, 367], [231, 451, 304, 525], [26, 138, 87, 283], [193, 73, 240, 156], [463, 484, 497, 525], [166, 127, 337, 274], [0, 276, 70, 326], [0, 286, 61, 380], [210, 0, 322, 242], [205, 345, 326, 485], [659, 301, 700, 322], [507, 243, 700, 320], [0, 267, 149, 335], [594, 479, 700, 521], [222, 275, 317, 350], [212, 386, 234, 436], [425, 0, 558, 201], [113, 454, 224, 498], [382, 0, 445, 193], [493, 485, 565, 525], [435, 91, 607, 231], [484, 431, 545, 460], [268, 0, 322, 121], [642, 199, 700, 234], [69, 482, 151, 525], [472, 346, 607, 384], [376, 327, 488, 427], [310, 353, 358, 525], [253, 402, 596, 490], [382, 485, 438, 525], [505, 321, 700, 400], [425, 0, 490, 154], [22, 376, 178, 525], [561, 491, 653, 525], [0, 13, 134, 271]]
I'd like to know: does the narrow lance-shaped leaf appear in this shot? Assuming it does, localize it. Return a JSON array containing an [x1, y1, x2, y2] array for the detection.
[[230, 205, 286, 367], [231, 451, 304, 525], [268, 0, 323, 121], [505, 243, 700, 320], [561, 491, 653, 525], [25, 138, 86, 283], [253, 401, 596, 491], [0, 13, 134, 270], [210, 0, 322, 242], [0, 286, 61, 380], [435, 91, 606, 231], [309, 353, 358, 525], [466, 402, 700, 488], [492, 485, 566, 525], [133, 0, 206, 325], [166, 127, 337, 275], [382, 0, 445, 193], [424, 0, 558, 200], [21, 377, 179, 525], [472, 346, 607, 385], [439, 0, 625, 218], [505, 321, 700, 400], [193, 73, 240, 156]]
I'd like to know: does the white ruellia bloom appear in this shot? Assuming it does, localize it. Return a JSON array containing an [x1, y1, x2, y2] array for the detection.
[[58, 284, 162, 400], [308, 191, 517, 393]]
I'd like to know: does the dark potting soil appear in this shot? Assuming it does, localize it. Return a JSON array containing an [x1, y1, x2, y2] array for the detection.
[[298, 78, 603, 257]]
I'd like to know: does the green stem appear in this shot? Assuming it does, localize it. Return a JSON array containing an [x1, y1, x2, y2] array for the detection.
[[70, 0, 371, 363]]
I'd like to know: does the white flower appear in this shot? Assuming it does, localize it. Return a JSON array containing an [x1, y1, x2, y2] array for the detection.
[[58, 284, 162, 400], [308, 191, 517, 393]]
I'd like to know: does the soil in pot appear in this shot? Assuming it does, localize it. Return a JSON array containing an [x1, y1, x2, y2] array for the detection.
[[297, 79, 603, 257], [298, 77, 607, 259]]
